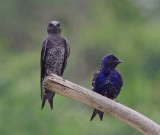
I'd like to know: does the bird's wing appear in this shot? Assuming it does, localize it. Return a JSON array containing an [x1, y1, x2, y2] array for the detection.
[[112, 71, 123, 98], [61, 38, 70, 75], [64, 38, 70, 57], [117, 71, 123, 87], [92, 70, 100, 88], [41, 39, 47, 99]]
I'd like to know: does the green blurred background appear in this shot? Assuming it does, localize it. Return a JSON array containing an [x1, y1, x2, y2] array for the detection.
[[0, 0, 160, 134]]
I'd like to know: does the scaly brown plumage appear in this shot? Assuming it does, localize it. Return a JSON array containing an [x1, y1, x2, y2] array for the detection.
[[41, 21, 70, 110]]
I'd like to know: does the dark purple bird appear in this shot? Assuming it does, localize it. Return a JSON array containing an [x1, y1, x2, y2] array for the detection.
[[41, 21, 70, 110], [90, 54, 123, 121]]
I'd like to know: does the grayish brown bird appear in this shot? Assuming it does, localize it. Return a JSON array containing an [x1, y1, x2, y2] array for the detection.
[[41, 21, 70, 110]]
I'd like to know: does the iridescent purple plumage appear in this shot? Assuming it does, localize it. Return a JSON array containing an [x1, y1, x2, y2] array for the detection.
[[90, 54, 123, 121]]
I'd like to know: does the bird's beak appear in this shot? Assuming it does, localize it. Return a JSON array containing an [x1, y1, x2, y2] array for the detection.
[[118, 60, 123, 63]]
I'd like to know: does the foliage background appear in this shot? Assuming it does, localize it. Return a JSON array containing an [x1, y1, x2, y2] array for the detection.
[[1, 0, 160, 134]]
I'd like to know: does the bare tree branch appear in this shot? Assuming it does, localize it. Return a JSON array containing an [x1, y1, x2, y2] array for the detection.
[[44, 73, 160, 135]]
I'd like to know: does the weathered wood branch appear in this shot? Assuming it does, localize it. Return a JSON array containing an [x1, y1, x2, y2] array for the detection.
[[44, 73, 160, 135]]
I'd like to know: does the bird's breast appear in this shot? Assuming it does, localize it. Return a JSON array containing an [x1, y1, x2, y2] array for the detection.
[[95, 75, 107, 88], [47, 45, 65, 57], [44, 41, 66, 75]]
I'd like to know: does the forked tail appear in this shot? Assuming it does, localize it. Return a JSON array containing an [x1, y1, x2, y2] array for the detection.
[[41, 90, 55, 110], [90, 109, 104, 121]]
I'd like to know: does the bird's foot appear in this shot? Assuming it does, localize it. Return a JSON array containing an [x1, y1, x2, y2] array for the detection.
[[114, 100, 119, 103], [43, 90, 47, 95], [61, 76, 65, 82], [43, 87, 47, 95]]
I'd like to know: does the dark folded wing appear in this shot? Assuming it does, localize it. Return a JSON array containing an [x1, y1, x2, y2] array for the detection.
[[115, 71, 123, 96], [40, 39, 47, 99], [61, 38, 70, 75], [92, 70, 100, 89], [118, 71, 123, 87]]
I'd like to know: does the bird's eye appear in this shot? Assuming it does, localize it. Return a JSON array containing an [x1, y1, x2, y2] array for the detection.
[[110, 57, 113, 60], [57, 23, 60, 27], [49, 23, 53, 27]]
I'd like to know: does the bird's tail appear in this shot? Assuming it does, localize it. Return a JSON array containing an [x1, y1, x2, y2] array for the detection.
[[41, 90, 55, 110], [90, 109, 104, 121]]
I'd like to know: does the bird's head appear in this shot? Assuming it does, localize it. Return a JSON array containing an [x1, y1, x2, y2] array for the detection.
[[47, 21, 61, 34], [101, 54, 123, 69]]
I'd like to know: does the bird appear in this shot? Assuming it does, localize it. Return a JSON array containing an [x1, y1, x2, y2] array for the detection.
[[41, 21, 70, 110], [90, 54, 123, 121]]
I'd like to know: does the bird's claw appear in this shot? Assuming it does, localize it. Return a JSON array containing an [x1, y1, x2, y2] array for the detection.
[[114, 100, 119, 103], [61, 76, 65, 81]]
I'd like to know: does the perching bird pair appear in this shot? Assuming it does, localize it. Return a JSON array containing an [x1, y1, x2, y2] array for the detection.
[[40, 21, 123, 121]]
